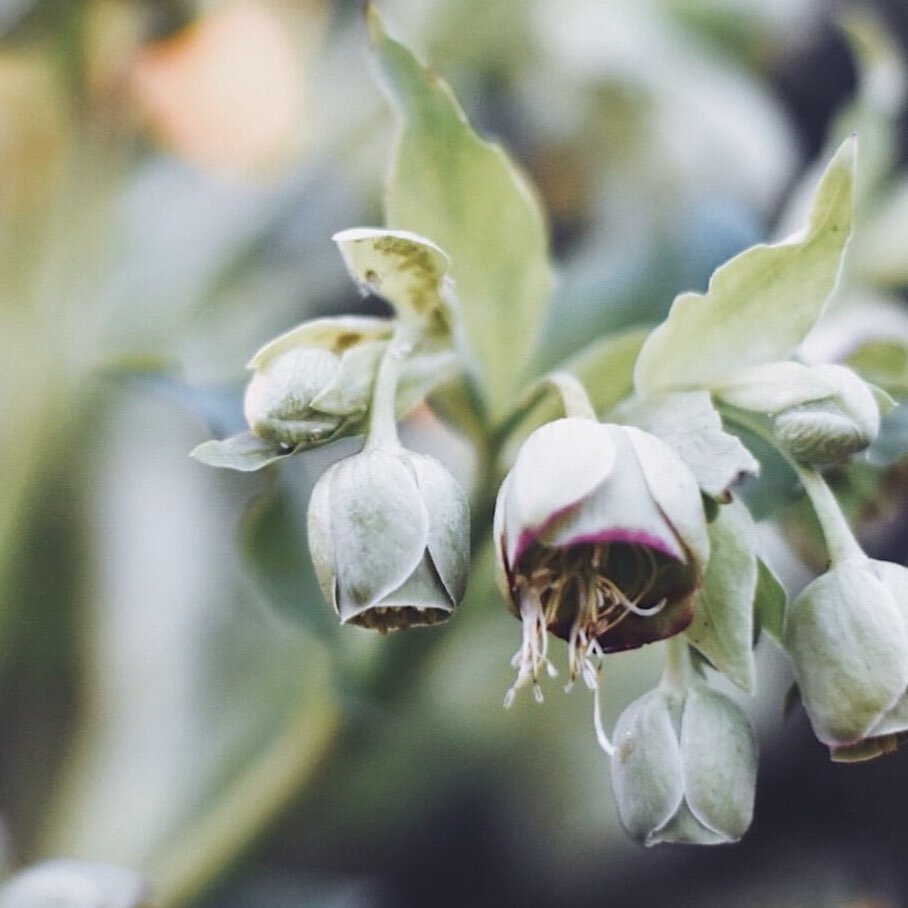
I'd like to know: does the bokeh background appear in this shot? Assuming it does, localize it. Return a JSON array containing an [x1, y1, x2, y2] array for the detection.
[[3, 0, 908, 905]]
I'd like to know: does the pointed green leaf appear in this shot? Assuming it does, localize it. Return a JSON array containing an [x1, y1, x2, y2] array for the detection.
[[616, 391, 758, 498], [190, 432, 293, 472], [753, 557, 787, 646], [332, 228, 453, 333], [370, 8, 553, 419], [635, 137, 856, 395], [685, 498, 757, 692]]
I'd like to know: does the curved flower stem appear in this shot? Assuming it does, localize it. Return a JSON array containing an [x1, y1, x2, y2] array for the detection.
[[721, 405, 866, 568], [662, 636, 690, 694], [149, 693, 342, 908], [543, 371, 597, 420], [365, 323, 425, 451], [786, 460, 867, 567]]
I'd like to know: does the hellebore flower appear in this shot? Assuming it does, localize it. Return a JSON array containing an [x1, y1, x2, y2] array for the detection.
[[308, 446, 469, 632], [494, 419, 710, 701], [785, 558, 908, 752], [244, 315, 391, 446], [610, 684, 757, 846]]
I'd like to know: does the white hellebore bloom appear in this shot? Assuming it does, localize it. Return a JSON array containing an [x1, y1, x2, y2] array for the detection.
[[308, 446, 469, 632], [494, 418, 710, 702], [0, 860, 152, 908]]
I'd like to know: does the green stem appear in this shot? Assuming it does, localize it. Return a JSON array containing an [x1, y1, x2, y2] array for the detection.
[[365, 326, 416, 451], [787, 460, 866, 566], [722, 406, 866, 567], [149, 694, 342, 908], [544, 371, 597, 420], [662, 637, 690, 693]]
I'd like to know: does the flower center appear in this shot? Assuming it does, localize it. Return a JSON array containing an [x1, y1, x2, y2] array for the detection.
[[504, 541, 690, 705]]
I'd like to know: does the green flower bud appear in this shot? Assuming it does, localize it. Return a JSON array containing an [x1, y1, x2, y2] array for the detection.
[[308, 446, 469, 632], [244, 316, 392, 446], [611, 685, 756, 846], [771, 365, 880, 464], [0, 860, 152, 908], [785, 559, 908, 749], [494, 419, 709, 698]]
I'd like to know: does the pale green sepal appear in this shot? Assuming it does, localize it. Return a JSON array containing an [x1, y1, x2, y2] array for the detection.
[[772, 364, 880, 463], [784, 563, 908, 745], [634, 137, 856, 395], [309, 341, 386, 416], [306, 464, 337, 607], [685, 498, 757, 693], [617, 391, 758, 499], [370, 8, 553, 420], [505, 418, 616, 561], [713, 362, 838, 413], [329, 451, 429, 615], [247, 315, 392, 370], [611, 689, 685, 845], [332, 227, 452, 332], [680, 686, 756, 842], [190, 432, 293, 472], [380, 554, 455, 612], [623, 425, 710, 567], [650, 802, 728, 846], [409, 453, 470, 605], [753, 558, 787, 647]]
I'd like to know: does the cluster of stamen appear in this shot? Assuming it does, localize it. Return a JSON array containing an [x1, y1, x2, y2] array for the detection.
[[504, 542, 672, 754]]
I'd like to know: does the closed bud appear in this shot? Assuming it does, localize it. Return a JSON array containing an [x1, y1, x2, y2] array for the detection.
[[785, 559, 908, 749], [494, 419, 709, 697], [772, 364, 880, 464], [244, 316, 392, 446], [308, 446, 469, 632], [611, 685, 756, 846], [0, 860, 152, 908]]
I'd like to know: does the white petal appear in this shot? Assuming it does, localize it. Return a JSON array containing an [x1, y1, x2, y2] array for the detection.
[[505, 418, 616, 562], [623, 425, 710, 567]]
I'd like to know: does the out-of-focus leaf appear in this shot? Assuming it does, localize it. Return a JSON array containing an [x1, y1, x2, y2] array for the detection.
[[190, 431, 293, 471], [753, 557, 786, 647], [685, 498, 757, 692], [635, 138, 856, 395], [370, 7, 553, 420], [616, 391, 758, 499], [240, 487, 339, 641], [847, 340, 908, 396], [332, 228, 453, 334]]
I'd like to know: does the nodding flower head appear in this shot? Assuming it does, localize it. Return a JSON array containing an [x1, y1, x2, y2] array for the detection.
[[308, 445, 469, 632], [493, 419, 709, 703]]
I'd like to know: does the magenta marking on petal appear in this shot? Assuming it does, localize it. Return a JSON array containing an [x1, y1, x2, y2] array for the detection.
[[558, 528, 683, 561], [512, 499, 584, 565]]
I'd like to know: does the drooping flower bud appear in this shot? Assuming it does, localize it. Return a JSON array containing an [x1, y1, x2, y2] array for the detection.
[[610, 684, 756, 846], [785, 558, 908, 749], [244, 316, 392, 446], [308, 446, 469, 632], [771, 364, 880, 464], [0, 860, 152, 908], [494, 419, 709, 699]]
